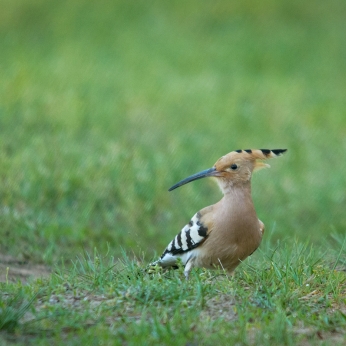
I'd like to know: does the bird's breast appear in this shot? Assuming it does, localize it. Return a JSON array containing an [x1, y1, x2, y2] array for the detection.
[[195, 199, 262, 271]]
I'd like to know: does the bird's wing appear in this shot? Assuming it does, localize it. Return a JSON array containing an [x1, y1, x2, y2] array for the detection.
[[157, 206, 213, 267]]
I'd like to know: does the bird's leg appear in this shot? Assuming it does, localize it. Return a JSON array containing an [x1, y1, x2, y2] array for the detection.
[[184, 259, 194, 280]]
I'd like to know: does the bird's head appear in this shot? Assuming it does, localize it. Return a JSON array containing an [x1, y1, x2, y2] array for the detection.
[[168, 149, 287, 192]]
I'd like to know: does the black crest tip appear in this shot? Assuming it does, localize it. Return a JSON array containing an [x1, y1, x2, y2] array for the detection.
[[271, 149, 287, 156]]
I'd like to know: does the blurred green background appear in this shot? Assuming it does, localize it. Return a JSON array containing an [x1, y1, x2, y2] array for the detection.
[[0, 0, 345, 264]]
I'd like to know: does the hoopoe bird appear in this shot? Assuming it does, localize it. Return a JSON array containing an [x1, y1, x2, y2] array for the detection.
[[151, 149, 287, 279]]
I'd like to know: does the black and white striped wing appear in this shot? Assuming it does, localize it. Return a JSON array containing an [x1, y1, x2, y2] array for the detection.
[[157, 212, 209, 267]]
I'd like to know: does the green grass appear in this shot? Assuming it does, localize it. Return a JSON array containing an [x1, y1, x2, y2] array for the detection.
[[0, 0, 346, 344], [1, 240, 346, 345]]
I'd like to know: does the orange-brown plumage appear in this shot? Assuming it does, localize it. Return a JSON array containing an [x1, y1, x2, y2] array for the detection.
[[152, 149, 287, 279]]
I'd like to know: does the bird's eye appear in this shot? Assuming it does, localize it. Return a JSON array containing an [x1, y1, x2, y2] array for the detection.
[[230, 164, 238, 170]]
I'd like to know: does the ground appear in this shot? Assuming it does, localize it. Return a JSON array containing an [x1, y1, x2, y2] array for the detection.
[[0, 255, 50, 284]]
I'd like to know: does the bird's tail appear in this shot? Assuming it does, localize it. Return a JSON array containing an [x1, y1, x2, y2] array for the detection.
[[145, 259, 164, 274], [146, 258, 181, 275]]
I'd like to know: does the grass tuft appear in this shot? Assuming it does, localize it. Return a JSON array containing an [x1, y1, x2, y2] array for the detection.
[[0, 290, 37, 333]]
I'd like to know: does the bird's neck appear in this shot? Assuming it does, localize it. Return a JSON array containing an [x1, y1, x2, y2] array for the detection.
[[217, 178, 252, 197], [217, 182, 256, 220], [222, 182, 252, 203], [215, 181, 260, 252], [216, 181, 258, 233]]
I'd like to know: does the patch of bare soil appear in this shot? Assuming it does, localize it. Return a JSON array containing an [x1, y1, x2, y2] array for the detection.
[[201, 295, 237, 322], [0, 254, 50, 284]]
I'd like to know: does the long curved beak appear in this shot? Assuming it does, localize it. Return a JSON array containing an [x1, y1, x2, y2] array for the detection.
[[168, 167, 218, 191]]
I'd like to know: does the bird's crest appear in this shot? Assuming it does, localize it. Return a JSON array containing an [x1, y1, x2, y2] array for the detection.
[[234, 149, 287, 159], [214, 149, 287, 171]]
